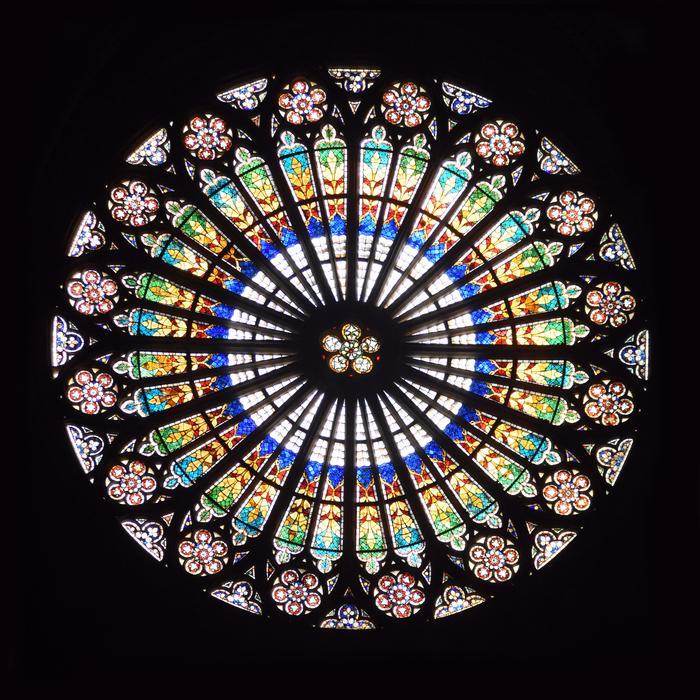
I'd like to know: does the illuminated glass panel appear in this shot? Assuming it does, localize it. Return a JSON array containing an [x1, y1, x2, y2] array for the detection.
[[51, 65, 648, 630]]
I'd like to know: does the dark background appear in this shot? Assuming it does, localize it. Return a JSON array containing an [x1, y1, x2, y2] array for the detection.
[[8, 1, 688, 688]]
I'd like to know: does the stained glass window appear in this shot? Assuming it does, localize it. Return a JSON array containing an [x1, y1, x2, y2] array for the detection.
[[50, 65, 649, 629]]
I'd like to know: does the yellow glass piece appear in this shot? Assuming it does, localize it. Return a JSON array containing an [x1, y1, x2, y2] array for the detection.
[[353, 356, 373, 374], [322, 334, 342, 352], [329, 355, 349, 373], [341, 323, 361, 341], [361, 336, 380, 353]]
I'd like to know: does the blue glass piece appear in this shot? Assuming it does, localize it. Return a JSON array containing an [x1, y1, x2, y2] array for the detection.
[[356, 465, 372, 487]]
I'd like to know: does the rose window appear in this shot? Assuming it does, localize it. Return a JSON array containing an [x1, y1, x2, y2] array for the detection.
[[50, 65, 649, 629]]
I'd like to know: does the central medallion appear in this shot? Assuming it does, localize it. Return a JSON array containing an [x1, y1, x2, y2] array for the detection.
[[295, 301, 401, 395], [322, 323, 381, 375]]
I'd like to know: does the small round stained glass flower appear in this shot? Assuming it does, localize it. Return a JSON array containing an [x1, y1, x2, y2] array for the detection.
[[375, 571, 425, 618], [107, 459, 157, 506], [353, 356, 373, 374], [178, 529, 228, 576], [342, 323, 361, 341], [321, 334, 342, 353], [278, 80, 327, 125], [542, 469, 592, 516], [475, 121, 525, 166], [469, 535, 520, 582], [109, 181, 159, 227], [361, 336, 380, 354], [66, 369, 117, 415], [328, 354, 349, 373], [341, 342, 360, 361], [381, 81, 431, 127], [66, 270, 118, 315], [183, 115, 233, 160], [322, 323, 381, 375], [586, 281, 636, 327], [547, 191, 597, 236], [584, 380, 634, 426], [271, 569, 322, 616]]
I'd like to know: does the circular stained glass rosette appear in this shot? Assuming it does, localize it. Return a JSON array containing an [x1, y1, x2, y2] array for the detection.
[[51, 66, 649, 629]]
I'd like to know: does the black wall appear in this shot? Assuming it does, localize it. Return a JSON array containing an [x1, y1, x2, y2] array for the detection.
[[11, 3, 682, 688]]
